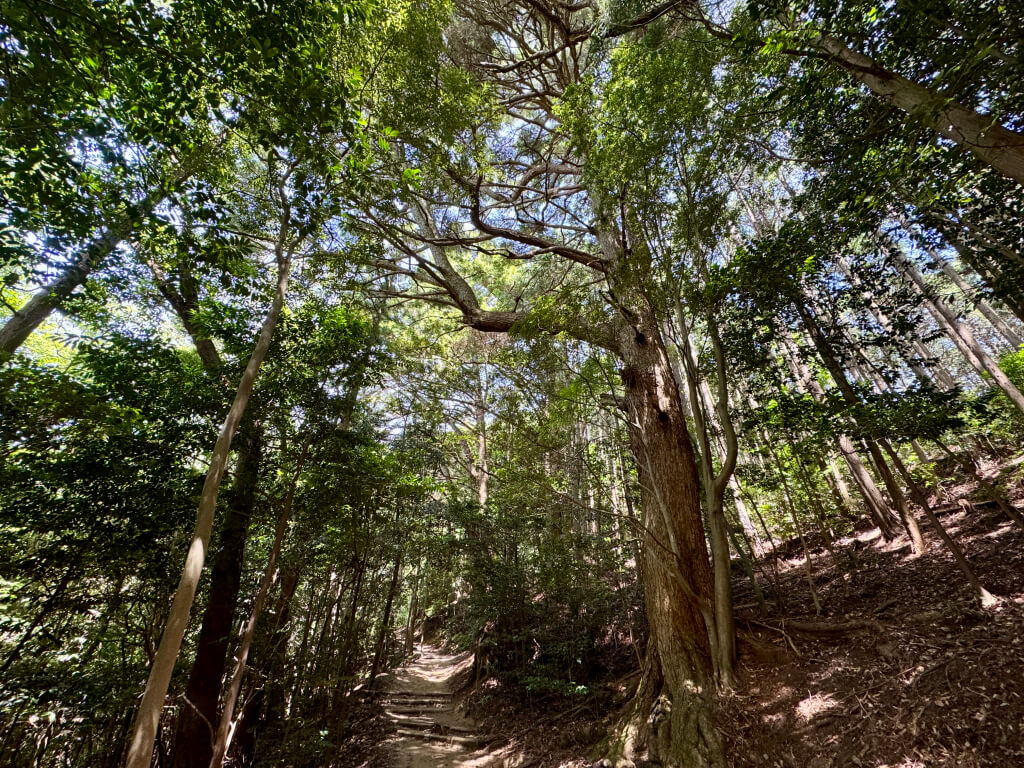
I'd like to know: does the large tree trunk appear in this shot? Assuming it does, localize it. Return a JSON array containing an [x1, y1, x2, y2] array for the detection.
[[611, 303, 724, 768]]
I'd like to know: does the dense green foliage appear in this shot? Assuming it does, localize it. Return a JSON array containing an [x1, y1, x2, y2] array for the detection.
[[1, 1, 1022, 766]]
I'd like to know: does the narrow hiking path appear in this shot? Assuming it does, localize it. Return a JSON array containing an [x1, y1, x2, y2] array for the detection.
[[382, 645, 506, 768]]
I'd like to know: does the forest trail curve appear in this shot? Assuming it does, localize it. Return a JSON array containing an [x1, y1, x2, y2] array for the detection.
[[383, 645, 504, 768]]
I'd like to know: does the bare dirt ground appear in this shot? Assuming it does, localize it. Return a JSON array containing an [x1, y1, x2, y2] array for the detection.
[[722, 499, 1024, 768], [357, 467, 1024, 767], [380, 646, 531, 768], [459, 473, 1024, 767]]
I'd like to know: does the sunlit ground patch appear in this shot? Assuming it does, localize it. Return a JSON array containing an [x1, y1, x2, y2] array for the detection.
[[796, 691, 838, 723]]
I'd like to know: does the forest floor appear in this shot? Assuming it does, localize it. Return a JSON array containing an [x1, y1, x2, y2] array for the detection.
[[460, 476, 1024, 767], [376, 646, 532, 768], [352, 471, 1024, 767], [721, 492, 1024, 768]]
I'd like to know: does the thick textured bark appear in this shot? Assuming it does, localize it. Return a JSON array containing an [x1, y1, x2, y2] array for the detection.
[[617, 304, 723, 768], [174, 432, 261, 768], [125, 256, 292, 768], [415, 160, 723, 764], [812, 32, 1024, 184]]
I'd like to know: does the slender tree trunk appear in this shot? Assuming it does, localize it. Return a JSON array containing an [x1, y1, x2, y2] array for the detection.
[[834, 254, 938, 386], [763, 439, 823, 614], [880, 442, 995, 604], [368, 547, 403, 691], [0, 212, 168, 363], [778, 331, 900, 537], [207, 439, 308, 768], [730, 477, 764, 555], [788, 449, 843, 569], [911, 339, 958, 390], [929, 249, 1024, 348], [890, 246, 1024, 415], [405, 564, 420, 656], [475, 370, 489, 509], [810, 30, 1024, 184], [0, 570, 75, 674], [725, 517, 768, 617], [125, 255, 292, 768], [249, 563, 302, 751], [862, 440, 926, 554], [796, 303, 928, 550], [207, 447, 303, 768], [819, 457, 855, 522], [676, 308, 736, 688], [926, 214, 1024, 323]]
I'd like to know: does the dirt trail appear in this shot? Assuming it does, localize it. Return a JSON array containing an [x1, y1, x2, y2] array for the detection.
[[383, 645, 509, 768]]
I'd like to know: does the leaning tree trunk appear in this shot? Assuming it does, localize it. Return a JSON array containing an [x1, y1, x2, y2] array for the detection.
[[929, 249, 1024, 349], [124, 255, 292, 768], [207, 438, 307, 768], [0, 194, 166, 362], [174, 429, 261, 768], [608, 303, 724, 768], [889, 245, 1024, 416], [810, 31, 1024, 185], [777, 331, 901, 538]]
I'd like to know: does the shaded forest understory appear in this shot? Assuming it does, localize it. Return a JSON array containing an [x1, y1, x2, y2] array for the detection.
[[353, 468, 1024, 768], [2, 0, 1024, 767]]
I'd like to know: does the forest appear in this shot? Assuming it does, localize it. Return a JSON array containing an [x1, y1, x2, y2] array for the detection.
[[1, 0, 1023, 766]]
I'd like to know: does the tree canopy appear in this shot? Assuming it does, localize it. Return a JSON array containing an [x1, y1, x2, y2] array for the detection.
[[1, 1, 1023, 767]]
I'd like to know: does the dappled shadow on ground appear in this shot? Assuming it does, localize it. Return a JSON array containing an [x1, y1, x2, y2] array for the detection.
[[379, 646, 534, 768], [348, 475, 1024, 768], [724, 501, 1024, 768]]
